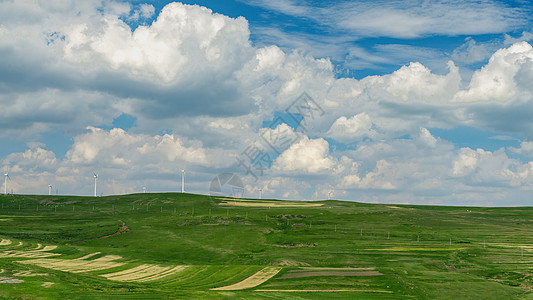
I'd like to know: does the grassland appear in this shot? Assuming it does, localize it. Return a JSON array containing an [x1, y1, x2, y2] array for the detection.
[[0, 193, 531, 299]]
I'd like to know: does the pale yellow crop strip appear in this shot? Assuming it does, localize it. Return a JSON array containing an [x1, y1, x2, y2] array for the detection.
[[219, 201, 323, 208], [66, 258, 124, 273], [101, 265, 189, 282], [211, 267, 281, 290], [13, 270, 48, 277], [0, 239, 11, 246], [102, 264, 153, 277], [101, 264, 155, 279], [17, 258, 125, 273], [41, 282, 54, 288], [59, 261, 98, 273], [21, 258, 91, 272], [127, 266, 172, 280], [20, 252, 45, 258], [92, 255, 122, 262], [17, 259, 52, 267], [70, 265, 124, 273], [37, 246, 58, 252], [71, 262, 124, 273], [106, 265, 170, 281], [0, 250, 59, 258], [135, 266, 188, 282], [75, 252, 101, 260], [0, 250, 15, 257]]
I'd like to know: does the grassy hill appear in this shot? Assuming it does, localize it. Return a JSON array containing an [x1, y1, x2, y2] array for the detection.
[[0, 193, 531, 299]]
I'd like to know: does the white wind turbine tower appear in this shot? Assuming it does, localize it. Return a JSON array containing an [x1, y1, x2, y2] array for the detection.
[[3, 171, 9, 195], [93, 172, 98, 197], [181, 169, 185, 193], [48, 185, 52, 196]]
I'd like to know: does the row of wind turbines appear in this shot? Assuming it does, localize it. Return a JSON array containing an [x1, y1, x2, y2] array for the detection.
[[2, 169, 187, 197], [3, 169, 269, 199], [3, 170, 57, 196], [90, 170, 185, 197], [90, 169, 186, 197]]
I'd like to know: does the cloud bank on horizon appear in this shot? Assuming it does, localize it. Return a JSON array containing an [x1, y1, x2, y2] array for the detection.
[[1, 0, 533, 206]]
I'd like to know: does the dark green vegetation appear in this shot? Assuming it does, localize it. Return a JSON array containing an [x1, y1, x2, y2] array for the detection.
[[0, 193, 531, 299]]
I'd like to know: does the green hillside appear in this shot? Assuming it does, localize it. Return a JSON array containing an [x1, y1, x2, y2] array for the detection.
[[0, 193, 531, 299]]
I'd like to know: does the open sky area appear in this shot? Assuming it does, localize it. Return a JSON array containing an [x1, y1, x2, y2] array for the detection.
[[1, 0, 533, 206]]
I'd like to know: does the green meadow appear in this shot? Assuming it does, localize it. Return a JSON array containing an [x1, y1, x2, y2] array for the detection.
[[0, 193, 531, 299]]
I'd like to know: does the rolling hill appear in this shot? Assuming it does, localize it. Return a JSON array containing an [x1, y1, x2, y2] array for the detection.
[[0, 193, 531, 299]]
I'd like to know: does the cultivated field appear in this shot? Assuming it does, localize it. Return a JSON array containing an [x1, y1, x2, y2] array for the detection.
[[0, 193, 531, 299]]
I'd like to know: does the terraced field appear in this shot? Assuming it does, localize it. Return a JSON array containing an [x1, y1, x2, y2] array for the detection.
[[0, 193, 531, 299]]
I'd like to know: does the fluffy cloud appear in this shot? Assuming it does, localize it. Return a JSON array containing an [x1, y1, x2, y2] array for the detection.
[[128, 4, 155, 21], [418, 128, 437, 148], [66, 127, 226, 168], [510, 141, 533, 157], [339, 174, 360, 188], [452, 148, 481, 176], [5, 146, 57, 172], [452, 37, 492, 64], [357, 160, 397, 190], [0, 0, 257, 132], [238, 46, 335, 118], [451, 147, 533, 188], [328, 113, 373, 142], [382, 61, 461, 103], [62, 3, 252, 82], [274, 136, 336, 174], [453, 42, 533, 103]]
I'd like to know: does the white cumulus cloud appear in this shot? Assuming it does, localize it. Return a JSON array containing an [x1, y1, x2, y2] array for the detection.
[[453, 41, 533, 103], [328, 112, 374, 142], [274, 136, 336, 174], [61, 2, 252, 83]]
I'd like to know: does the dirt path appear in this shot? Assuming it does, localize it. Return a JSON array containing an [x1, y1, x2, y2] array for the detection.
[[66, 221, 130, 245]]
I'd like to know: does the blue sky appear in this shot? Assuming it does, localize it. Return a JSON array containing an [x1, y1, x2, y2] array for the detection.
[[1, 0, 533, 206], [122, 0, 531, 77], [131, 0, 532, 158]]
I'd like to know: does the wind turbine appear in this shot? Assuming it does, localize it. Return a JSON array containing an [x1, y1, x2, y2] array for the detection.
[[3, 171, 9, 195], [259, 188, 263, 200], [143, 186, 146, 193], [181, 169, 185, 193], [48, 184, 52, 196], [93, 172, 98, 197]]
